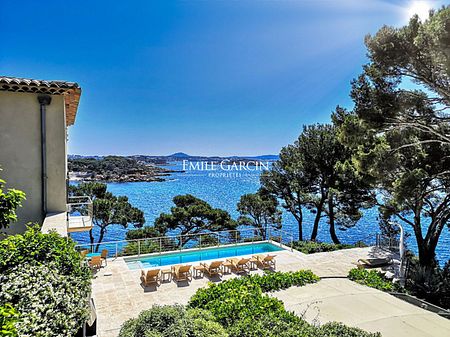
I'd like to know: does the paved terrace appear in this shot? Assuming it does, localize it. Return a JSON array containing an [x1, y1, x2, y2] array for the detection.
[[91, 246, 450, 337]]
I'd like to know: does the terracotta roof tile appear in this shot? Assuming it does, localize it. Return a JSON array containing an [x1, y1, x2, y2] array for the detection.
[[0, 76, 82, 126]]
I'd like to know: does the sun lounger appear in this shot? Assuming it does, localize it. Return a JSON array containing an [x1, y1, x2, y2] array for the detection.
[[253, 254, 276, 270], [227, 258, 250, 274], [100, 249, 109, 266], [89, 256, 102, 270], [201, 261, 223, 277], [80, 250, 89, 259], [356, 258, 393, 268], [173, 264, 192, 282], [140, 269, 161, 287]]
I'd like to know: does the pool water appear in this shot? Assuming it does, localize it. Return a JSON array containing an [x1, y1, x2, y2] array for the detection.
[[125, 242, 284, 269]]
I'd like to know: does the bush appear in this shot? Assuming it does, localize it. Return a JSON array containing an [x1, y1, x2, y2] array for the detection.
[[348, 268, 394, 291], [292, 241, 356, 254], [0, 304, 19, 337], [317, 322, 381, 337], [118, 305, 227, 337], [0, 225, 89, 281], [249, 270, 320, 292], [227, 311, 315, 337], [123, 240, 160, 256], [405, 258, 450, 309], [0, 225, 91, 336], [190, 280, 285, 326], [0, 264, 89, 336]]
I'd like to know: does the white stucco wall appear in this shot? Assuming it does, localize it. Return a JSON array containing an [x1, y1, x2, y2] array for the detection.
[[0, 91, 68, 234]]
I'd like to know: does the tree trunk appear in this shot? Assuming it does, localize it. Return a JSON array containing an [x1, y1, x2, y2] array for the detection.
[[310, 195, 326, 241], [328, 196, 340, 244], [297, 210, 303, 241], [95, 227, 106, 252], [418, 245, 436, 267], [89, 228, 95, 246]]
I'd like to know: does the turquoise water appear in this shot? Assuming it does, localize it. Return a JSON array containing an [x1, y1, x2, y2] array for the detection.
[[125, 242, 283, 269], [71, 162, 449, 264]]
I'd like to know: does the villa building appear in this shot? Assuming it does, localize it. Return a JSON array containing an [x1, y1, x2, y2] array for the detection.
[[0, 76, 91, 236]]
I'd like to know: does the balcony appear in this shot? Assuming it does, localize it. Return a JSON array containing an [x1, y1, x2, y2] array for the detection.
[[67, 196, 93, 233]]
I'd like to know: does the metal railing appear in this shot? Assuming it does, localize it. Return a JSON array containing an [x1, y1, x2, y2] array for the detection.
[[376, 233, 400, 251], [67, 196, 93, 230], [75, 227, 295, 258]]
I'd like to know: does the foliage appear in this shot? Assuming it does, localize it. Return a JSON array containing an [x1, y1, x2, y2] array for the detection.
[[70, 182, 145, 251], [261, 122, 375, 243], [316, 322, 381, 337], [0, 264, 89, 337], [189, 270, 379, 337], [0, 224, 90, 282], [292, 241, 358, 254], [0, 304, 19, 337], [118, 305, 227, 337], [122, 240, 160, 256], [0, 226, 91, 337], [0, 169, 26, 231], [405, 257, 450, 309], [189, 278, 287, 327], [248, 270, 320, 292], [237, 189, 282, 239], [348, 268, 394, 291], [337, 6, 450, 267], [189, 271, 319, 310], [126, 226, 162, 240], [155, 195, 236, 247], [226, 311, 315, 337]]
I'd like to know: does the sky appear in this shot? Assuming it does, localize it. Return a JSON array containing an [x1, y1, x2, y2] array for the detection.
[[1, 0, 446, 156]]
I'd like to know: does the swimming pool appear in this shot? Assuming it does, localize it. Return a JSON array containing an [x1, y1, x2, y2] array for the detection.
[[125, 242, 284, 270]]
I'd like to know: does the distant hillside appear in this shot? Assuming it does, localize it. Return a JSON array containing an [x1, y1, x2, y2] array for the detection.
[[70, 153, 280, 165], [169, 152, 190, 158]]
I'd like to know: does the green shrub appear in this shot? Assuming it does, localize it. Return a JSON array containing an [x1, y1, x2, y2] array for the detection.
[[292, 241, 356, 254], [405, 258, 450, 309], [0, 171, 26, 231], [0, 304, 19, 337], [348, 268, 394, 291], [0, 264, 89, 336], [227, 311, 315, 337], [118, 305, 227, 337], [317, 322, 381, 337], [0, 225, 91, 337], [249, 270, 320, 292], [0, 225, 89, 281], [189, 278, 285, 326], [123, 240, 160, 256]]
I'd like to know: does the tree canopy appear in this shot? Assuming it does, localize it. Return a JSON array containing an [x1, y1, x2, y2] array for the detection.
[[155, 194, 236, 246], [237, 189, 282, 239], [337, 6, 450, 266]]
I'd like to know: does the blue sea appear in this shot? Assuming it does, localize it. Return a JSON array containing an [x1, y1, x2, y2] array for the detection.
[[71, 162, 449, 264]]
